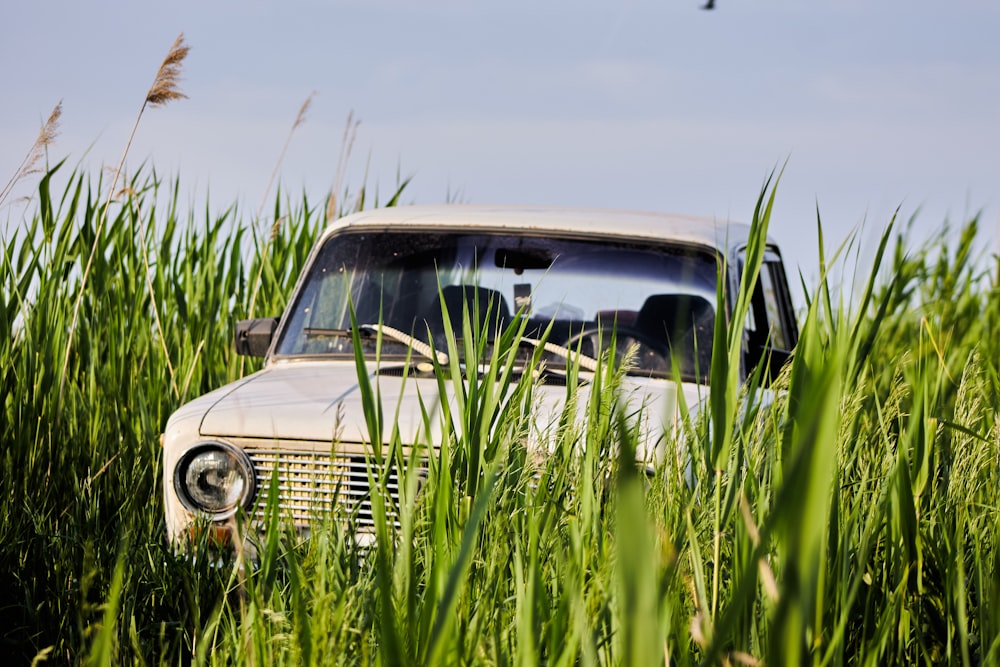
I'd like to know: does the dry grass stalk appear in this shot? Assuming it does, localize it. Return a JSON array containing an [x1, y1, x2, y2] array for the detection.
[[326, 111, 361, 223], [245, 93, 316, 330], [59, 33, 189, 405], [0, 101, 62, 207], [123, 185, 179, 399], [270, 215, 287, 241], [256, 91, 315, 224], [325, 193, 337, 223], [292, 94, 312, 131]]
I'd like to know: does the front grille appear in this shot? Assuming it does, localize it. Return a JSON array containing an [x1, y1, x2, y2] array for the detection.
[[246, 449, 417, 530]]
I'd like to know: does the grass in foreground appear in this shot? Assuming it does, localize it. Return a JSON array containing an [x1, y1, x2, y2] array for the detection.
[[1, 165, 998, 664]]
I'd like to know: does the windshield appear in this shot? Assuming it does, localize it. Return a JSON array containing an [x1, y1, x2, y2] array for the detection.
[[275, 231, 718, 381]]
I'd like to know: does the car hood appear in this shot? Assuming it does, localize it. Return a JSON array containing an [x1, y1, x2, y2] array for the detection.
[[197, 360, 705, 461], [197, 361, 421, 443]]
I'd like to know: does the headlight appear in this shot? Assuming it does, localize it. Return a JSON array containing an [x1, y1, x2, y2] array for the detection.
[[174, 441, 255, 517]]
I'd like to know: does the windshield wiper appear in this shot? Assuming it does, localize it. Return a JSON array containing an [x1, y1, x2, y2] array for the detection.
[[518, 337, 600, 372], [303, 327, 352, 337], [358, 324, 449, 366], [303, 326, 592, 375], [303, 325, 448, 366]]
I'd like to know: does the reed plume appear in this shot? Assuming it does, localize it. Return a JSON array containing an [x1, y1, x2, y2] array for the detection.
[[145, 34, 190, 107], [0, 101, 62, 206], [59, 33, 190, 404]]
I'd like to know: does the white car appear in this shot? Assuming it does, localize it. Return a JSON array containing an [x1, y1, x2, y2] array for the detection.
[[162, 205, 798, 547]]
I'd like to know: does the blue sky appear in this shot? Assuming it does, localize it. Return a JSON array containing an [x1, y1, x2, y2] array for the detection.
[[3, 0, 998, 299]]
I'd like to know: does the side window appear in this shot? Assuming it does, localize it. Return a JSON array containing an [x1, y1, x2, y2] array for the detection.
[[759, 260, 793, 351], [740, 248, 797, 377]]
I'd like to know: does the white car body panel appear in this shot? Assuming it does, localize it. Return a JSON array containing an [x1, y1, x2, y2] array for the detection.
[[163, 360, 707, 541]]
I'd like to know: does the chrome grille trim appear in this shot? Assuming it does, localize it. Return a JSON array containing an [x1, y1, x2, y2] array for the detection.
[[246, 449, 415, 529]]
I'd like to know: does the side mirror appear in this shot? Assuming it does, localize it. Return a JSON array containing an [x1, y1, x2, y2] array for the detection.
[[235, 317, 279, 357]]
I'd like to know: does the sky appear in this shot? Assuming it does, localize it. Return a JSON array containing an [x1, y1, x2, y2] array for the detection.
[[3, 0, 998, 303]]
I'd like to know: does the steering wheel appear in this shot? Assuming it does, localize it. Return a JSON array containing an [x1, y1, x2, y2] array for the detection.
[[561, 325, 670, 374]]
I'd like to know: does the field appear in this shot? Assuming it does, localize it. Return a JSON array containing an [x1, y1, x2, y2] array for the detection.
[[1, 157, 997, 665]]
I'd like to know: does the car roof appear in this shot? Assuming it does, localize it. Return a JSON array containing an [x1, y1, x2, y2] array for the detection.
[[321, 205, 760, 253]]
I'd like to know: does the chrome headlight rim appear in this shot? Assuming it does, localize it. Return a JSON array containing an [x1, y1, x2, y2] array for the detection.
[[173, 440, 256, 519]]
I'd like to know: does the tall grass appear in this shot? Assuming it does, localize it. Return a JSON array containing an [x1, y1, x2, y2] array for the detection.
[[1, 163, 998, 665]]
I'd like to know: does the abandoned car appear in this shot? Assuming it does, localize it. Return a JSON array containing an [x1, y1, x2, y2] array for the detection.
[[162, 205, 797, 546]]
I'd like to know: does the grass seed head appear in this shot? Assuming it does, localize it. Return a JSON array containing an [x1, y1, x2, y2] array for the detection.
[[0, 100, 62, 206], [294, 92, 315, 131], [146, 33, 189, 107], [27, 101, 64, 173]]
